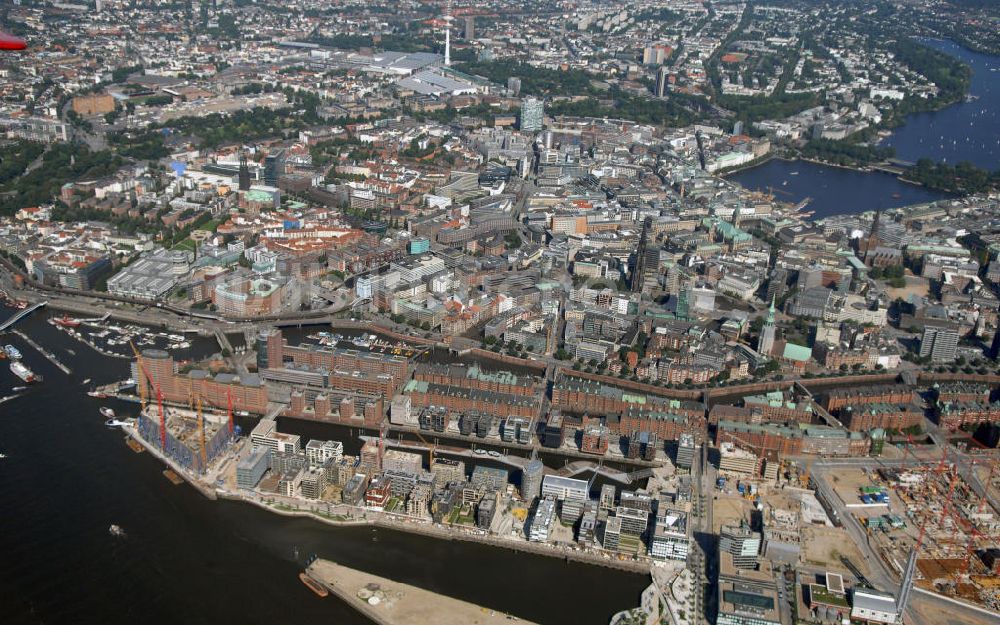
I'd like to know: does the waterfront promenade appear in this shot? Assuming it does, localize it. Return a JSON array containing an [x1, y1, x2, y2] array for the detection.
[[122, 422, 653, 575]]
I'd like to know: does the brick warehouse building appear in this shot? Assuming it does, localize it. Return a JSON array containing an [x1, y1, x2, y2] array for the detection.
[[288, 388, 384, 426], [936, 400, 1000, 431], [715, 420, 871, 459], [413, 363, 543, 397], [839, 402, 924, 432], [137, 349, 386, 426], [403, 379, 540, 420], [551, 375, 704, 421], [822, 384, 916, 413], [615, 406, 707, 443], [257, 329, 409, 381], [135, 349, 268, 413]]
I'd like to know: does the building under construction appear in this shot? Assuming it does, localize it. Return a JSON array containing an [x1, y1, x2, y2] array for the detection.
[[138, 407, 233, 474], [860, 449, 1000, 611]]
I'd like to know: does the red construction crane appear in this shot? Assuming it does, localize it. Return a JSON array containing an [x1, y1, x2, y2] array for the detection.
[[197, 396, 207, 469], [156, 384, 166, 450], [904, 441, 949, 557], [961, 525, 984, 574], [226, 388, 234, 435], [933, 445, 950, 477]]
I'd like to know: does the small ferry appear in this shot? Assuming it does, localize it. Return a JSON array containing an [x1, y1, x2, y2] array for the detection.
[[299, 573, 329, 598]]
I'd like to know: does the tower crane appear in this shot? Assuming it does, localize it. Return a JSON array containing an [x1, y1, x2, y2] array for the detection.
[[226, 388, 234, 435], [130, 341, 148, 413], [197, 396, 207, 470]]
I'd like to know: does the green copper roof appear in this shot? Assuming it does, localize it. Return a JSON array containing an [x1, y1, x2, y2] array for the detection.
[[782, 343, 812, 362]]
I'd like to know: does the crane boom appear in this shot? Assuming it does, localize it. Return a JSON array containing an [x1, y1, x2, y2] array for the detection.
[[157, 384, 166, 451], [197, 396, 207, 470]]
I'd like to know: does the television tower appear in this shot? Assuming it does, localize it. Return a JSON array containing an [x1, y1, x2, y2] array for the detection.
[[444, 0, 451, 66]]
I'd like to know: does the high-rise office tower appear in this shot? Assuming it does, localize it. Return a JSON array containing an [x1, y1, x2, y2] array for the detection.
[[655, 66, 670, 97], [520, 97, 544, 132]]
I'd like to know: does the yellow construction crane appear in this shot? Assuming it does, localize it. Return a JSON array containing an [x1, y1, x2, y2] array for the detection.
[[800, 457, 812, 489]]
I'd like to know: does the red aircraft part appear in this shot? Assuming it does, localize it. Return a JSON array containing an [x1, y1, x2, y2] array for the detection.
[[0, 32, 26, 51]]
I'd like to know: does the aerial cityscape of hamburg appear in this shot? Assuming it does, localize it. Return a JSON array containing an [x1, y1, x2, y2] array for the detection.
[[3, 0, 1000, 624]]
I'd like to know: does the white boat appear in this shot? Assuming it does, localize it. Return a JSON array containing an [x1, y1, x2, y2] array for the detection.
[[100, 407, 115, 418], [87, 390, 108, 398], [81, 378, 91, 385], [12, 386, 27, 392], [109, 524, 125, 537], [105, 418, 128, 428], [0, 453, 6, 459], [3, 345, 21, 360], [10, 361, 37, 383]]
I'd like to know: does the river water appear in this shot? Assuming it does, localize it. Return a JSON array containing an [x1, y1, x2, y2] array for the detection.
[[0, 309, 647, 624], [729, 39, 999, 219]]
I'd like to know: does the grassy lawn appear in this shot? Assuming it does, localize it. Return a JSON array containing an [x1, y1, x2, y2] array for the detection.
[[171, 238, 197, 252], [808, 584, 849, 608], [198, 219, 221, 232]]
